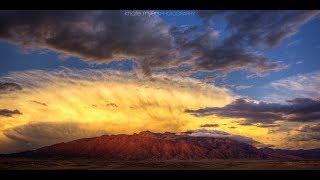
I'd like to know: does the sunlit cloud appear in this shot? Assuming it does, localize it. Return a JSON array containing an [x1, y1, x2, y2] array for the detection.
[[0, 68, 237, 153]]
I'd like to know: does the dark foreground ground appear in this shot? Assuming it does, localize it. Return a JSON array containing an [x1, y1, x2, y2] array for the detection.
[[1, 158, 320, 170]]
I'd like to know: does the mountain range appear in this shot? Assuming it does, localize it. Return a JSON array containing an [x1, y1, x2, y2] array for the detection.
[[3, 131, 320, 160]]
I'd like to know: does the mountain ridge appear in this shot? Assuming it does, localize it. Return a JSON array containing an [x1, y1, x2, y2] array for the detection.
[[2, 131, 320, 160]]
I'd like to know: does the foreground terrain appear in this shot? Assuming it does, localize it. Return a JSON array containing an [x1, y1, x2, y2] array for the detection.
[[0, 158, 320, 170]]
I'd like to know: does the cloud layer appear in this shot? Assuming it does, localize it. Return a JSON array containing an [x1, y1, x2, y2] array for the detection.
[[172, 10, 319, 76], [0, 10, 318, 76], [186, 97, 320, 124], [0, 11, 176, 75]]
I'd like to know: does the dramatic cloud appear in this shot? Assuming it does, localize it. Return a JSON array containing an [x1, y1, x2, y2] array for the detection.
[[264, 70, 320, 103], [171, 25, 286, 76], [0, 10, 319, 153], [168, 10, 318, 77], [169, 10, 319, 76], [186, 97, 320, 124], [0, 68, 234, 153], [1, 10, 317, 77], [0, 10, 176, 75], [0, 109, 21, 117]]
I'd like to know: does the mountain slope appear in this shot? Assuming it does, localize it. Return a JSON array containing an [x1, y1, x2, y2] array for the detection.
[[5, 131, 318, 160], [9, 131, 270, 160]]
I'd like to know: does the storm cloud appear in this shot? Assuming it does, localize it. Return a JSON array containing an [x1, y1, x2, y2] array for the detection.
[[185, 97, 320, 125], [0, 10, 318, 77], [0, 10, 176, 75], [171, 10, 319, 76]]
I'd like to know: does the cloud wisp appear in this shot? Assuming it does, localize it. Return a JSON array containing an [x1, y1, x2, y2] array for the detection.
[[264, 70, 320, 103], [200, 123, 219, 128], [0, 82, 22, 92], [0, 109, 22, 117]]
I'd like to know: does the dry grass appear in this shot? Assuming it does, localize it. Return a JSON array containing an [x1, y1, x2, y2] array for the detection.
[[1, 158, 320, 170]]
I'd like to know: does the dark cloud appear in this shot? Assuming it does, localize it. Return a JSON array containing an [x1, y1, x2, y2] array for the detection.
[[200, 123, 219, 128], [170, 10, 319, 76], [0, 82, 22, 92], [0, 10, 176, 75], [194, 41, 286, 75], [185, 97, 320, 125], [0, 10, 318, 77], [172, 21, 286, 76], [0, 109, 22, 117], [198, 10, 319, 48]]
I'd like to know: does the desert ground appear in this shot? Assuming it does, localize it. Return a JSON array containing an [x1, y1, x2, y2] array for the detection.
[[0, 158, 320, 170]]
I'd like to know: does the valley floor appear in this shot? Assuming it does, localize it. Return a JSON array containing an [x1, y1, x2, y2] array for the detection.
[[1, 158, 320, 170]]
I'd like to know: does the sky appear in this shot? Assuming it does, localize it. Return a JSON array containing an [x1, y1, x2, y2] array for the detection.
[[0, 10, 320, 153]]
